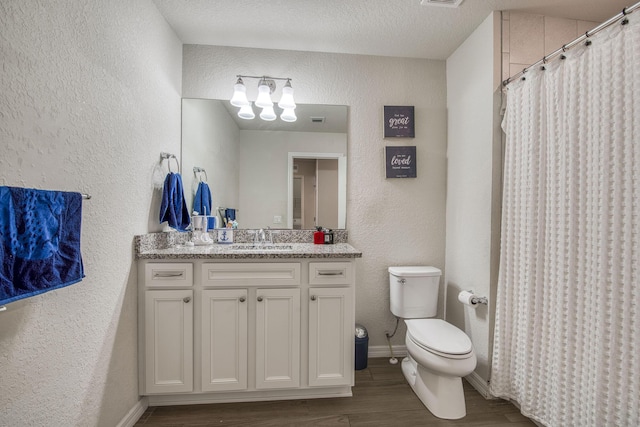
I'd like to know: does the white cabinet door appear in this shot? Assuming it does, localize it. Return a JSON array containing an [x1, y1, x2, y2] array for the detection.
[[255, 288, 301, 389], [308, 287, 354, 387], [144, 289, 193, 394], [201, 289, 248, 391]]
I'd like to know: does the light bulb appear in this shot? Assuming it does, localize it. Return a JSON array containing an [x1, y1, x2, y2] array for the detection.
[[255, 80, 274, 108], [280, 108, 297, 122], [230, 78, 250, 107], [238, 104, 255, 120], [278, 80, 296, 110], [260, 105, 277, 121]]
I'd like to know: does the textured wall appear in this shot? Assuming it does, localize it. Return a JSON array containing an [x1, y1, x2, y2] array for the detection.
[[182, 45, 448, 348], [0, 1, 182, 425], [445, 13, 501, 384]]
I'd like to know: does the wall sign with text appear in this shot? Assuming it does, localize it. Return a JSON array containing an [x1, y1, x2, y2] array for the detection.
[[386, 146, 417, 178], [384, 106, 415, 138]]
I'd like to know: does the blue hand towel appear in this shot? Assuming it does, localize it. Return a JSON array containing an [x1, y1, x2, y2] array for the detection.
[[159, 172, 190, 232], [0, 186, 85, 306], [193, 182, 215, 229]]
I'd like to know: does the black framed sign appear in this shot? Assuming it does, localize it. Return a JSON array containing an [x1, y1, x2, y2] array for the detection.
[[386, 146, 416, 178], [384, 106, 415, 138]]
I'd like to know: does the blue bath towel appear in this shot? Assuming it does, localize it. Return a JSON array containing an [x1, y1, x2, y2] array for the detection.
[[0, 186, 85, 306], [159, 172, 190, 232], [193, 181, 215, 229]]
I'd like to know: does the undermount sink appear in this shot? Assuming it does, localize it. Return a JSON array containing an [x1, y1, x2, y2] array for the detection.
[[230, 244, 294, 251]]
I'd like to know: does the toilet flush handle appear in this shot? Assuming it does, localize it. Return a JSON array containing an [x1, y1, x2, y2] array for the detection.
[[398, 278, 406, 285]]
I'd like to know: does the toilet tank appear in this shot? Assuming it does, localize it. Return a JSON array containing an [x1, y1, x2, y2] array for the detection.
[[389, 266, 441, 318]]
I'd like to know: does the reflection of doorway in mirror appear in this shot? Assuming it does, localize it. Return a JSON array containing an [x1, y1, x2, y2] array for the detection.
[[316, 159, 339, 229], [287, 152, 346, 229], [294, 159, 317, 229], [293, 176, 304, 229], [292, 158, 338, 229]]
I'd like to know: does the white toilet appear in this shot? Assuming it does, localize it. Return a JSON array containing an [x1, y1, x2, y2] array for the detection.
[[389, 266, 477, 420]]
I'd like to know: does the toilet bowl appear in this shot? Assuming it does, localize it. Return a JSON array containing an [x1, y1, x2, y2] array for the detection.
[[388, 266, 477, 419], [402, 319, 476, 419]]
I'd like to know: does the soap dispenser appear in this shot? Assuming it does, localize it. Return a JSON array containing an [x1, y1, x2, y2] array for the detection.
[[323, 228, 334, 244], [314, 226, 324, 244]]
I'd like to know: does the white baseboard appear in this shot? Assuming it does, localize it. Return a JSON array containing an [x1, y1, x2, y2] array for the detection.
[[367, 344, 407, 359], [116, 397, 148, 427]]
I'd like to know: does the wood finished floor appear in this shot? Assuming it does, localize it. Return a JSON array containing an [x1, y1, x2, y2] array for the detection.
[[136, 358, 535, 426]]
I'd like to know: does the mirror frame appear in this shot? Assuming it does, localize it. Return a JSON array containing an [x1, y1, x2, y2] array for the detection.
[[287, 152, 347, 229]]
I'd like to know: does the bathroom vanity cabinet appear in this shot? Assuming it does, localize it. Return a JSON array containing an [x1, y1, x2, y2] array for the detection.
[[136, 243, 360, 406]]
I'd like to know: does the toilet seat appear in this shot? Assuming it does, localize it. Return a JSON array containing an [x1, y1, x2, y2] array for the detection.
[[405, 319, 472, 359]]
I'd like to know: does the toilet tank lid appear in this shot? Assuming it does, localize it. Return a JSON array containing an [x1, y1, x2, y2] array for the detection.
[[388, 266, 441, 277]]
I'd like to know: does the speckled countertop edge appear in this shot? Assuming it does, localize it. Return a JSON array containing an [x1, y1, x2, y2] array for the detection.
[[134, 231, 361, 260]]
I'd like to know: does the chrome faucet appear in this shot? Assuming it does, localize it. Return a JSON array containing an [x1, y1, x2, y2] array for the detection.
[[253, 228, 266, 245], [252, 227, 275, 245]]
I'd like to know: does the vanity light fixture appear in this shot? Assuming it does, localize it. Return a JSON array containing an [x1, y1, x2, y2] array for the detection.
[[237, 104, 255, 120], [230, 77, 250, 107], [230, 75, 297, 122], [259, 105, 277, 121], [280, 108, 297, 122], [255, 79, 275, 109], [278, 80, 296, 110]]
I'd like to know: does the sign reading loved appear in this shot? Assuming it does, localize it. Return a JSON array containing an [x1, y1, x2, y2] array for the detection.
[[386, 146, 417, 178]]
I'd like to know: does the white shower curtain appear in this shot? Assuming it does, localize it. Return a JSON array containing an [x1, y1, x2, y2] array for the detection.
[[491, 14, 640, 427]]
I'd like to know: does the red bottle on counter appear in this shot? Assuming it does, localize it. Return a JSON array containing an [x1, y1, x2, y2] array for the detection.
[[314, 226, 324, 244]]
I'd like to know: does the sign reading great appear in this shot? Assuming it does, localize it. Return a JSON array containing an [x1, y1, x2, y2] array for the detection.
[[386, 146, 417, 178], [384, 106, 415, 138]]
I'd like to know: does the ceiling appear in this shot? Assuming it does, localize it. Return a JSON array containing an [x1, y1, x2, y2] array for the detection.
[[153, 0, 632, 60]]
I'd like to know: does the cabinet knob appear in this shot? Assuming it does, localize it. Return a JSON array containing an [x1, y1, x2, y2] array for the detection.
[[310, 295, 317, 301], [239, 297, 246, 303], [257, 296, 263, 302], [183, 296, 191, 303]]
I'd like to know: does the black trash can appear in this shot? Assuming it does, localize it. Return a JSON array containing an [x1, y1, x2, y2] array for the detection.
[[355, 324, 369, 370]]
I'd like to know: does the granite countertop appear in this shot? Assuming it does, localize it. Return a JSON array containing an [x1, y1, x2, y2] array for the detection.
[[136, 242, 362, 260]]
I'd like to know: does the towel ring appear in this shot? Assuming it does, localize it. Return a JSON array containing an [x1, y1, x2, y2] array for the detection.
[[166, 157, 179, 173], [193, 167, 208, 182], [160, 152, 180, 173]]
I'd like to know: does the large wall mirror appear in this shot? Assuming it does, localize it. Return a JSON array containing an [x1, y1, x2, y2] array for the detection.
[[181, 99, 347, 230]]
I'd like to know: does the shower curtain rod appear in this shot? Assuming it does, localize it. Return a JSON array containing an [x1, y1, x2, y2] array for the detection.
[[503, 1, 640, 87]]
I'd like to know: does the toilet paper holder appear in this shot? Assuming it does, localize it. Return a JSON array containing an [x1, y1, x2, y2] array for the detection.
[[467, 291, 488, 305]]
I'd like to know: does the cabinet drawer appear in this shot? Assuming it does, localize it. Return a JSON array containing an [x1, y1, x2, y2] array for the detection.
[[145, 263, 193, 287], [309, 262, 353, 285], [202, 263, 301, 287]]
